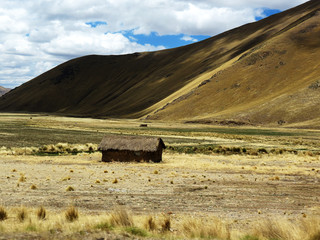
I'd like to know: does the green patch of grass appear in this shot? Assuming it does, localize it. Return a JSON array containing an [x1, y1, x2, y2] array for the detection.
[[166, 144, 320, 156], [26, 224, 37, 232], [94, 221, 113, 231], [143, 126, 306, 137], [125, 226, 148, 237], [167, 145, 257, 155], [240, 235, 260, 240], [1, 114, 320, 156], [0, 120, 106, 148]]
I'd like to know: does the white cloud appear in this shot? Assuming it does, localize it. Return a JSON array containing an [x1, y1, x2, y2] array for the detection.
[[42, 31, 164, 58], [181, 35, 198, 42], [0, 0, 308, 87]]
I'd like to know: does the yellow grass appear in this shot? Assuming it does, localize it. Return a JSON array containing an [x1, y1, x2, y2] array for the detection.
[[0, 207, 318, 239]]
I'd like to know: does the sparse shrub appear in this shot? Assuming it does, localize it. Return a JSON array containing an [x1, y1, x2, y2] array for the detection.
[[306, 151, 314, 157], [72, 148, 78, 154], [154, 170, 159, 174], [144, 216, 157, 231], [49, 145, 57, 152], [110, 208, 133, 227], [95, 179, 100, 184], [232, 147, 241, 154], [17, 207, 27, 222], [258, 148, 268, 154], [161, 215, 171, 232], [65, 206, 79, 222], [62, 176, 71, 181], [249, 149, 259, 156], [88, 146, 94, 153], [19, 173, 26, 182], [30, 184, 37, 190], [37, 206, 46, 220], [269, 176, 280, 181], [0, 206, 7, 221], [66, 186, 75, 191], [112, 178, 118, 184]]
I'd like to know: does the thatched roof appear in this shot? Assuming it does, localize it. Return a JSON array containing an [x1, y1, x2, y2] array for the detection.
[[98, 135, 165, 152]]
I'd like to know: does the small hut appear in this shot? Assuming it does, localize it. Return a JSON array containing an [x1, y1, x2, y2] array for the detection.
[[98, 135, 166, 162]]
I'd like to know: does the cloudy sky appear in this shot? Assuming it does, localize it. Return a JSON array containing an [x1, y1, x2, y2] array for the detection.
[[0, 0, 307, 88]]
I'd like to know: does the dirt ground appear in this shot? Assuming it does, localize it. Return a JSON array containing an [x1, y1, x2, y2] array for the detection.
[[0, 152, 319, 228]]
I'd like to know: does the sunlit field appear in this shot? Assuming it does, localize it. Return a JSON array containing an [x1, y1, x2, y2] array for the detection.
[[0, 114, 319, 239]]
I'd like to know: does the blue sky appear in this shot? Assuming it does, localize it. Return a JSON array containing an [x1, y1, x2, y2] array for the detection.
[[0, 0, 307, 88], [124, 8, 281, 49]]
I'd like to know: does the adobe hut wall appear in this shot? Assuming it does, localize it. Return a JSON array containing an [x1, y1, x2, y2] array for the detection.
[[101, 148, 163, 162]]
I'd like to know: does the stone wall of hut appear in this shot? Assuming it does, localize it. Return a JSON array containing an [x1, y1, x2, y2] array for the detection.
[[101, 148, 163, 162]]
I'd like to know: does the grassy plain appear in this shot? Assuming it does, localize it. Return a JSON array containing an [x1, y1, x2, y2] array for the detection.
[[0, 113, 319, 239]]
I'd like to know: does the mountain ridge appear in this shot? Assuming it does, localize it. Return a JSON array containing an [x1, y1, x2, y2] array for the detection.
[[0, 0, 319, 128], [0, 86, 10, 97]]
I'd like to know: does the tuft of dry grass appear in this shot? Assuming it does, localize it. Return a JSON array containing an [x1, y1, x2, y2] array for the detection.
[[65, 186, 74, 191], [37, 206, 46, 220], [61, 176, 71, 181], [181, 217, 230, 239], [0, 206, 7, 221], [65, 206, 79, 222], [144, 216, 157, 231], [250, 217, 320, 240], [0, 204, 318, 239], [110, 208, 133, 227], [300, 216, 320, 240], [18, 173, 26, 182], [17, 207, 28, 222], [161, 215, 171, 232]]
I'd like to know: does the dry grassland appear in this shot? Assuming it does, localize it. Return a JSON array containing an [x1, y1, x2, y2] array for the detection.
[[0, 114, 319, 239]]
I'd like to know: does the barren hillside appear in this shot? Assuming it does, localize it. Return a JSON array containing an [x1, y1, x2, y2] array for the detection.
[[0, 0, 319, 127]]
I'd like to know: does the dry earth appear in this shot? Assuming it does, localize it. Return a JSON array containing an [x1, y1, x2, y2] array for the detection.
[[1, 152, 319, 227]]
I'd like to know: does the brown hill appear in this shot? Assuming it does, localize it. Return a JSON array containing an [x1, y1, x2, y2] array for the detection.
[[0, 0, 319, 127], [0, 86, 10, 97]]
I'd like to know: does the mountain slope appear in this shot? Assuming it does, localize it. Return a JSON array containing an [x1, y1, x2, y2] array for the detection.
[[149, 1, 320, 127], [0, 0, 319, 127], [0, 86, 10, 96]]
